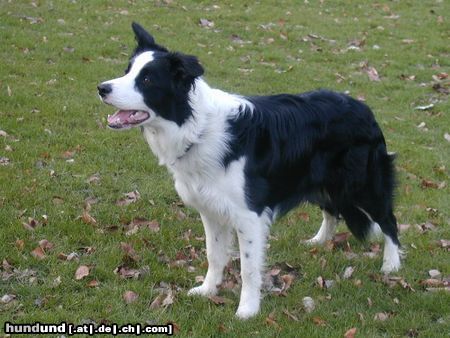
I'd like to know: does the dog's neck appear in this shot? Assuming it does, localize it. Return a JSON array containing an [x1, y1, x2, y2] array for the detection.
[[140, 78, 247, 170]]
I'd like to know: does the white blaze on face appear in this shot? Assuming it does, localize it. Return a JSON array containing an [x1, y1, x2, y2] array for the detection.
[[101, 51, 155, 111]]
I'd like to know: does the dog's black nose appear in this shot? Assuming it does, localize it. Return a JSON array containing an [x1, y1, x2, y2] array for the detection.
[[97, 83, 112, 98]]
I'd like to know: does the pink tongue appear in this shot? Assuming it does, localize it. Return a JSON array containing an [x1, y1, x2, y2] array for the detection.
[[107, 110, 149, 126]]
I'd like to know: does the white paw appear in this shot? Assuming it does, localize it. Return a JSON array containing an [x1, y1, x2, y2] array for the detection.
[[381, 260, 401, 274], [304, 236, 326, 245], [187, 284, 217, 297], [235, 304, 259, 320]]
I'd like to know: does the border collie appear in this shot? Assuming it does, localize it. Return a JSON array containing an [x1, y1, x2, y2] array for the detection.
[[98, 23, 401, 319]]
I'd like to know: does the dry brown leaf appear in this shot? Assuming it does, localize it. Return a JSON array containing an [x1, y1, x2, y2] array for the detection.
[[114, 265, 141, 279], [333, 232, 351, 244], [313, 316, 327, 326], [421, 179, 439, 189], [123, 290, 138, 304], [281, 273, 295, 292], [31, 246, 46, 260], [80, 209, 97, 225], [38, 239, 54, 251], [86, 279, 99, 288], [75, 265, 90, 280], [22, 217, 39, 231], [218, 323, 228, 333], [15, 239, 25, 251], [420, 279, 443, 287], [149, 293, 165, 309], [344, 327, 357, 338], [86, 173, 101, 184], [116, 190, 141, 206], [208, 295, 233, 305], [374, 312, 389, 321], [120, 242, 140, 262], [265, 312, 281, 329], [297, 212, 310, 221]]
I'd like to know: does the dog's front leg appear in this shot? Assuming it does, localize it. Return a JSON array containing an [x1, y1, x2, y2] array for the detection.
[[234, 215, 267, 319], [188, 213, 232, 297]]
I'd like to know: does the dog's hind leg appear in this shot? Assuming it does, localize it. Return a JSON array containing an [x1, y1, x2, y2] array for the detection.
[[377, 211, 402, 273], [306, 210, 338, 245], [188, 213, 233, 297], [234, 211, 270, 319], [355, 206, 402, 273]]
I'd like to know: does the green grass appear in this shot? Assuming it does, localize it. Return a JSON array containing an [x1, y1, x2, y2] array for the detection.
[[1, 0, 449, 336]]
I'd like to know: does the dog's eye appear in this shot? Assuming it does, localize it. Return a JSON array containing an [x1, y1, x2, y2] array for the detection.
[[143, 76, 151, 85]]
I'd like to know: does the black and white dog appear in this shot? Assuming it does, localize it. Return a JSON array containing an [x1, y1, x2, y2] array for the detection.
[[98, 23, 401, 319]]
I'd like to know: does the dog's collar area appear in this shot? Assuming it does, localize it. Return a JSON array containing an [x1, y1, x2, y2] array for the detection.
[[176, 132, 204, 161]]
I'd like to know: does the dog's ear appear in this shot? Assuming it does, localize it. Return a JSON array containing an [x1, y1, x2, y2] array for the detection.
[[167, 52, 204, 89], [132, 22, 168, 53]]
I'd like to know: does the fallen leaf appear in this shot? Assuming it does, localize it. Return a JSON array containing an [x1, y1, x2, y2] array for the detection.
[[297, 212, 310, 221], [333, 232, 351, 244], [199, 18, 214, 28], [428, 269, 441, 279], [312, 316, 327, 326], [218, 323, 228, 333], [343, 266, 355, 279], [38, 239, 54, 251], [120, 242, 140, 262], [420, 279, 443, 287], [417, 222, 436, 233], [87, 279, 100, 288], [123, 290, 138, 304], [265, 312, 280, 329], [75, 265, 90, 280], [421, 179, 440, 189], [31, 246, 46, 260], [344, 327, 357, 338], [116, 190, 141, 206], [437, 239, 450, 249], [126, 218, 160, 235], [15, 239, 25, 251], [398, 223, 411, 232], [374, 312, 389, 321], [52, 276, 62, 288], [86, 173, 101, 184], [281, 273, 295, 292], [149, 293, 165, 309], [1, 294, 16, 304], [114, 265, 141, 279], [22, 217, 39, 231], [302, 296, 315, 313], [208, 295, 233, 305]]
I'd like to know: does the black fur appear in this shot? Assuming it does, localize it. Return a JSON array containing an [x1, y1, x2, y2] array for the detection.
[[225, 90, 399, 244], [131, 24, 204, 126]]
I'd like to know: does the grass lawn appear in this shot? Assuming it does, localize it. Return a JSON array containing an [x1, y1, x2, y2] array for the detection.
[[1, 0, 449, 336]]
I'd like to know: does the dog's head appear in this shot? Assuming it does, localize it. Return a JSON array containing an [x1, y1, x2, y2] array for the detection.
[[98, 22, 204, 129]]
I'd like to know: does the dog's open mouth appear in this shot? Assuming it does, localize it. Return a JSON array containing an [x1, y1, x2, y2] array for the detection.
[[107, 110, 150, 129]]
